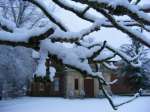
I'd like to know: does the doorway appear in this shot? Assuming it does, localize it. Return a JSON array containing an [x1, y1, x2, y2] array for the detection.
[[84, 78, 94, 97]]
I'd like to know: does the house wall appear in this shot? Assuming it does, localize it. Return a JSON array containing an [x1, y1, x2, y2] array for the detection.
[[94, 78, 100, 97], [64, 69, 111, 98], [65, 70, 84, 97]]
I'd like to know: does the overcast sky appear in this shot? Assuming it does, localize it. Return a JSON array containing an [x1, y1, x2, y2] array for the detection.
[[50, 0, 150, 48]]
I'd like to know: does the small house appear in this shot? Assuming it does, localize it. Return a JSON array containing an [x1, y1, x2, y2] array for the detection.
[[28, 65, 112, 98]]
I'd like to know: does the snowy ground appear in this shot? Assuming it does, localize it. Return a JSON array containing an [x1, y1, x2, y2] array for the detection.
[[0, 96, 150, 112]]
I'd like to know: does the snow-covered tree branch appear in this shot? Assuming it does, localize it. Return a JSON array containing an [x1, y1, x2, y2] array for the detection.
[[0, 25, 55, 49]]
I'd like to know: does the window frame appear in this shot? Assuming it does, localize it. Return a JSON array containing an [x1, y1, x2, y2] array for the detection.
[[75, 78, 79, 90]]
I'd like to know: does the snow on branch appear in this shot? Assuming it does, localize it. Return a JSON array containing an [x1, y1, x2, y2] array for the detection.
[[35, 47, 48, 76], [115, 89, 143, 107], [94, 52, 116, 62], [0, 25, 55, 49], [100, 84, 142, 110], [53, 0, 141, 28], [40, 39, 93, 74], [97, 9, 150, 48], [103, 62, 118, 70], [89, 40, 107, 60], [61, 0, 150, 33], [52, 0, 94, 22], [50, 22, 100, 42], [27, 0, 68, 32], [72, 0, 150, 25], [108, 79, 118, 85], [40, 39, 111, 84], [100, 84, 117, 110], [81, 41, 141, 67], [105, 43, 142, 67]]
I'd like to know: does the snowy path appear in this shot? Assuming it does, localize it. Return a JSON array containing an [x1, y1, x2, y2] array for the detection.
[[0, 96, 150, 112]]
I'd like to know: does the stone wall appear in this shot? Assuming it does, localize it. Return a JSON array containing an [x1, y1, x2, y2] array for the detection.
[[65, 69, 84, 98], [64, 69, 112, 98]]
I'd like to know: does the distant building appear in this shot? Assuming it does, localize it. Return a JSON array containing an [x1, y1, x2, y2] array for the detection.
[[28, 64, 112, 98]]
